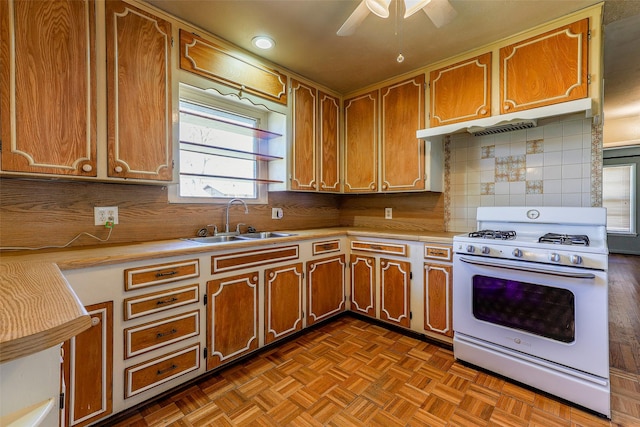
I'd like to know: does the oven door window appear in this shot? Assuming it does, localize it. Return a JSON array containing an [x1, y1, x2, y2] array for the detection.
[[472, 275, 575, 343]]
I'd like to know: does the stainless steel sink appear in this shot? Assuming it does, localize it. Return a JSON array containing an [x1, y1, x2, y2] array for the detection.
[[185, 235, 242, 244], [237, 232, 296, 239]]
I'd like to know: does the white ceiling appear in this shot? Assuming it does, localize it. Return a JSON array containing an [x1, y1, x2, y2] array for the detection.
[[146, 0, 640, 147]]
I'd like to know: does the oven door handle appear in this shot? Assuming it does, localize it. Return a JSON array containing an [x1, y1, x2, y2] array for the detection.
[[459, 257, 597, 279]]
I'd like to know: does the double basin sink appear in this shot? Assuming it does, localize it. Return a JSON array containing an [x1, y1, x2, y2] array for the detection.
[[186, 232, 296, 245]]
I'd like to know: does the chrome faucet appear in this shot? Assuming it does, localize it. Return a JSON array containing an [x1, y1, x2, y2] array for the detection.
[[225, 198, 248, 233]]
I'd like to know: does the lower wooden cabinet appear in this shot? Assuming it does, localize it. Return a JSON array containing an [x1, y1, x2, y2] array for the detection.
[[206, 272, 259, 370], [424, 263, 453, 338], [62, 301, 113, 427], [306, 255, 346, 325], [380, 258, 411, 327], [349, 254, 375, 317], [264, 263, 304, 344]]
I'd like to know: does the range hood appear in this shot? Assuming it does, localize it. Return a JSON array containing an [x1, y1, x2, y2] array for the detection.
[[417, 98, 593, 139]]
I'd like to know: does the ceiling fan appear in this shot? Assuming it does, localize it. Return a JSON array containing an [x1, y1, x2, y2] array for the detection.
[[337, 0, 457, 36]]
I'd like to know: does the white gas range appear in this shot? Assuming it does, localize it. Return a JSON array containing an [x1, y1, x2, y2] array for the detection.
[[452, 206, 610, 418]]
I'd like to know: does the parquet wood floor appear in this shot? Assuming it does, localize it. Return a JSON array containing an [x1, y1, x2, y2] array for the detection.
[[106, 255, 640, 427]]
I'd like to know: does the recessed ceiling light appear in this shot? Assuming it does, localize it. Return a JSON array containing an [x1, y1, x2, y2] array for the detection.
[[252, 36, 275, 50]]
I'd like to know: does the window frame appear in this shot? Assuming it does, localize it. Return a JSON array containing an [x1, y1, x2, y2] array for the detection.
[[602, 162, 637, 235]]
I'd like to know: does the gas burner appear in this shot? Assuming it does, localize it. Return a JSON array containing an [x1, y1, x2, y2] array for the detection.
[[538, 233, 590, 246], [468, 230, 517, 240]]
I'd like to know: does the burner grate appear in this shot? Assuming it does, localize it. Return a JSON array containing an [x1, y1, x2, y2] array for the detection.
[[538, 233, 590, 246], [468, 230, 517, 240]]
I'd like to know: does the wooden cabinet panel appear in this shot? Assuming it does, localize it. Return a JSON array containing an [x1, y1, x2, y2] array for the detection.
[[124, 310, 200, 359], [106, 0, 172, 181], [307, 255, 346, 325], [206, 272, 258, 370], [344, 91, 378, 193], [500, 19, 589, 114], [124, 259, 200, 291], [430, 53, 491, 127], [62, 301, 112, 427], [124, 344, 200, 398], [380, 258, 410, 327], [123, 284, 199, 320], [0, 0, 97, 176], [381, 75, 426, 191], [424, 263, 453, 337], [350, 240, 407, 256], [291, 79, 317, 191], [350, 254, 375, 317], [211, 245, 299, 274], [318, 91, 340, 192], [264, 263, 304, 344]]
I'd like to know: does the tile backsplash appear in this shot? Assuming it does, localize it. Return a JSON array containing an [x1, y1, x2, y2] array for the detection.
[[444, 113, 602, 232]]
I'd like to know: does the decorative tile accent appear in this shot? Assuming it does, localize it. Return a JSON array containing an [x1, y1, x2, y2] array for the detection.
[[481, 145, 495, 159], [526, 180, 543, 194], [481, 182, 495, 195], [590, 121, 603, 207], [526, 139, 544, 154], [496, 155, 526, 182], [443, 135, 451, 231]]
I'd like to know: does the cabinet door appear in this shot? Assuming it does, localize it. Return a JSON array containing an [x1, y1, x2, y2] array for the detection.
[[265, 263, 304, 344], [424, 263, 453, 338], [344, 91, 378, 193], [430, 53, 491, 127], [62, 301, 113, 427], [318, 91, 340, 192], [350, 254, 375, 317], [106, 0, 173, 181], [206, 272, 258, 370], [380, 258, 411, 327], [500, 18, 589, 114], [290, 79, 317, 191], [0, 0, 97, 176], [380, 75, 425, 192], [307, 254, 346, 325]]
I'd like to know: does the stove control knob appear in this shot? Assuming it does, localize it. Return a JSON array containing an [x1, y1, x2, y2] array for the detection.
[[481, 246, 490, 254], [549, 253, 561, 262], [570, 255, 583, 265], [466, 245, 475, 253], [512, 248, 523, 258]]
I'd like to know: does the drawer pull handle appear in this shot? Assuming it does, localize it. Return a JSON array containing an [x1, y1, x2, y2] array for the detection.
[[156, 329, 178, 339], [156, 364, 177, 376], [156, 297, 178, 305], [370, 245, 382, 250], [155, 270, 178, 278]]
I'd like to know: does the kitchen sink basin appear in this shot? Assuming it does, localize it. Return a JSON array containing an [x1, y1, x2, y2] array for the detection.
[[237, 232, 296, 239], [185, 235, 242, 244]]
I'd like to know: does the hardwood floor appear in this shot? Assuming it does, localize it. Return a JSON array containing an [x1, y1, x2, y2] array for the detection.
[[106, 255, 640, 427]]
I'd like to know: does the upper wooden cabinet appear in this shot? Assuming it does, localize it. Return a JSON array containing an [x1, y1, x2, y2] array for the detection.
[[0, 0, 97, 176], [106, 0, 173, 181], [380, 75, 425, 192], [500, 18, 589, 114], [344, 90, 378, 193], [290, 79, 340, 192], [430, 53, 491, 127]]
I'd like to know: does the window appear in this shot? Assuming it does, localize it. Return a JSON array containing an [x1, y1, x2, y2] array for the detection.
[[170, 85, 279, 204], [603, 164, 636, 234]]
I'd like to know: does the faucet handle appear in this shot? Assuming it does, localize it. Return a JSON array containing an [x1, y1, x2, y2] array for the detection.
[[206, 224, 219, 235], [247, 225, 257, 233], [235, 223, 246, 233]]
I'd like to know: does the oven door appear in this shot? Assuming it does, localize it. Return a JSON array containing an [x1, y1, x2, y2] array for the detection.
[[453, 254, 609, 377]]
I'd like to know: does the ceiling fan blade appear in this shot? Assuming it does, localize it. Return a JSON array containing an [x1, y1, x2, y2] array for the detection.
[[337, 0, 371, 36], [422, 0, 457, 28]]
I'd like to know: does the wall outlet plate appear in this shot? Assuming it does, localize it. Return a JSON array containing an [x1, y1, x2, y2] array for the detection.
[[94, 206, 119, 226], [272, 207, 283, 219], [385, 207, 392, 219]]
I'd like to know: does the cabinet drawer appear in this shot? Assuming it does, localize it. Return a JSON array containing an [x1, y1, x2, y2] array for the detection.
[[124, 311, 200, 359], [125, 259, 199, 291], [211, 245, 299, 273], [124, 344, 200, 398], [424, 244, 452, 262], [350, 240, 407, 256], [123, 284, 199, 321], [312, 239, 341, 255]]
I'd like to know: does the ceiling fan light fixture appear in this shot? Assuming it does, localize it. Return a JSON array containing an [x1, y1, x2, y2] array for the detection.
[[403, 0, 432, 18], [365, 0, 391, 18], [252, 36, 275, 50]]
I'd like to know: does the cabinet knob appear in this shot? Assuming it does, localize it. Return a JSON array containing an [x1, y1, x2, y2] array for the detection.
[[370, 183, 376, 190], [382, 183, 388, 190], [91, 317, 101, 326], [312, 183, 317, 189], [504, 104, 511, 110], [480, 108, 487, 115], [114, 166, 123, 173], [82, 164, 93, 172]]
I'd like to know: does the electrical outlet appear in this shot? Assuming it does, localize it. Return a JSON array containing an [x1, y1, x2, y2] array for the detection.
[[385, 207, 393, 219], [272, 207, 283, 219], [94, 206, 119, 226]]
